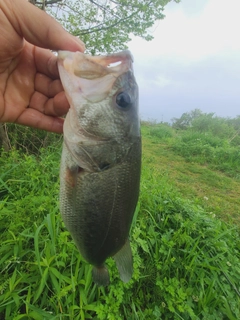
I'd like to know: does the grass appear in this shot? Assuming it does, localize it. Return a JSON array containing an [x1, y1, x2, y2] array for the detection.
[[141, 124, 240, 224], [0, 122, 240, 319]]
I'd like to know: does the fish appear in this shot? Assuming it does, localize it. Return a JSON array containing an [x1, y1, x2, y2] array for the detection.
[[57, 50, 141, 286]]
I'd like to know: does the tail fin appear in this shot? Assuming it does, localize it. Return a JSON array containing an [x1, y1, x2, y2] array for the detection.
[[92, 265, 110, 286], [113, 238, 133, 283]]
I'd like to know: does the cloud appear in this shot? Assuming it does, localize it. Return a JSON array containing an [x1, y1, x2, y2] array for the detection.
[[128, 0, 240, 121], [154, 75, 171, 87], [130, 0, 240, 62], [138, 55, 240, 122]]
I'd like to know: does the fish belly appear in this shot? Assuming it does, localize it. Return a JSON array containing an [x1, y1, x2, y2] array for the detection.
[[59, 141, 140, 268]]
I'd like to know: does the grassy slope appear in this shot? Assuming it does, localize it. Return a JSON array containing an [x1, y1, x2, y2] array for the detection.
[[141, 125, 240, 225], [0, 124, 240, 319]]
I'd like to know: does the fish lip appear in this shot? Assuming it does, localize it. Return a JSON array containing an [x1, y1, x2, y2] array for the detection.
[[57, 50, 134, 76], [58, 50, 71, 60], [58, 50, 133, 60]]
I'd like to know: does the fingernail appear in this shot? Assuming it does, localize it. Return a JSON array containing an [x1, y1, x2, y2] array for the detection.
[[74, 37, 85, 52]]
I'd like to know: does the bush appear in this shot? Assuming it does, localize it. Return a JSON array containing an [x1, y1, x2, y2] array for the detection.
[[141, 123, 174, 141], [191, 115, 235, 140], [171, 131, 240, 178], [1, 124, 62, 156]]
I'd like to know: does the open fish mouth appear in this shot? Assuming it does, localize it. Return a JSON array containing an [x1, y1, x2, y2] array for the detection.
[[58, 50, 134, 103]]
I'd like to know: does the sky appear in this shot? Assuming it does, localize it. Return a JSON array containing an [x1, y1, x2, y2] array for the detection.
[[127, 0, 240, 123]]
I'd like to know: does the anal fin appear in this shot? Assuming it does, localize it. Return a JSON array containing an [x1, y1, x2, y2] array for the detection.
[[113, 238, 133, 283]]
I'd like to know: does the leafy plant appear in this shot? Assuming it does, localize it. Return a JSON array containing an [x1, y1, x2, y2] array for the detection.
[[1, 142, 240, 319], [171, 130, 240, 178], [45, 0, 181, 54]]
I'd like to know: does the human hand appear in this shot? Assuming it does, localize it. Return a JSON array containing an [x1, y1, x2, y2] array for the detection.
[[0, 0, 85, 133]]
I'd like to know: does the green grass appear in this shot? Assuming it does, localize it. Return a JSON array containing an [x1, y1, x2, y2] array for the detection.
[[141, 124, 240, 224], [171, 131, 240, 179], [0, 123, 240, 319]]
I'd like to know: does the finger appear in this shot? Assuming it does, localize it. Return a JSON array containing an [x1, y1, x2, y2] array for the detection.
[[35, 73, 63, 97], [29, 91, 70, 117], [34, 47, 59, 79], [16, 108, 64, 134], [3, 0, 85, 52]]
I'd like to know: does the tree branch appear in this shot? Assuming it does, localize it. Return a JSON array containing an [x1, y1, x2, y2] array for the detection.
[[88, 0, 120, 20], [79, 0, 160, 35]]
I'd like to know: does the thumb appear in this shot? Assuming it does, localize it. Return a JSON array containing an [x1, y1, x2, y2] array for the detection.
[[4, 0, 85, 52]]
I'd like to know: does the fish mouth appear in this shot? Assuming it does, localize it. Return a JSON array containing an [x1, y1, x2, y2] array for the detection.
[[58, 50, 134, 81], [58, 50, 134, 103], [57, 50, 137, 143]]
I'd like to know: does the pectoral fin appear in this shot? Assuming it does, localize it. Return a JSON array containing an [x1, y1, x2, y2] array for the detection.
[[113, 238, 133, 283]]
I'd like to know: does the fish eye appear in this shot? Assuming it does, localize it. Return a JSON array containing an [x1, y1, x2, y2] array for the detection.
[[116, 92, 132, 109]]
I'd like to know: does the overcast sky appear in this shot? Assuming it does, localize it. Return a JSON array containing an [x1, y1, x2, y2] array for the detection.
[[127, 0, 240, 123]]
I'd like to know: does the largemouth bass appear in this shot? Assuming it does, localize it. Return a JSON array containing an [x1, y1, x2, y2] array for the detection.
[[58, 50, 141, 286]]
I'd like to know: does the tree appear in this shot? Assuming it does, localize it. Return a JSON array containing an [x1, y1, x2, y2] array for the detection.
[[172, 109, 204, 130], [31, 0, 181, 54], [1, 0, 181, 152]]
